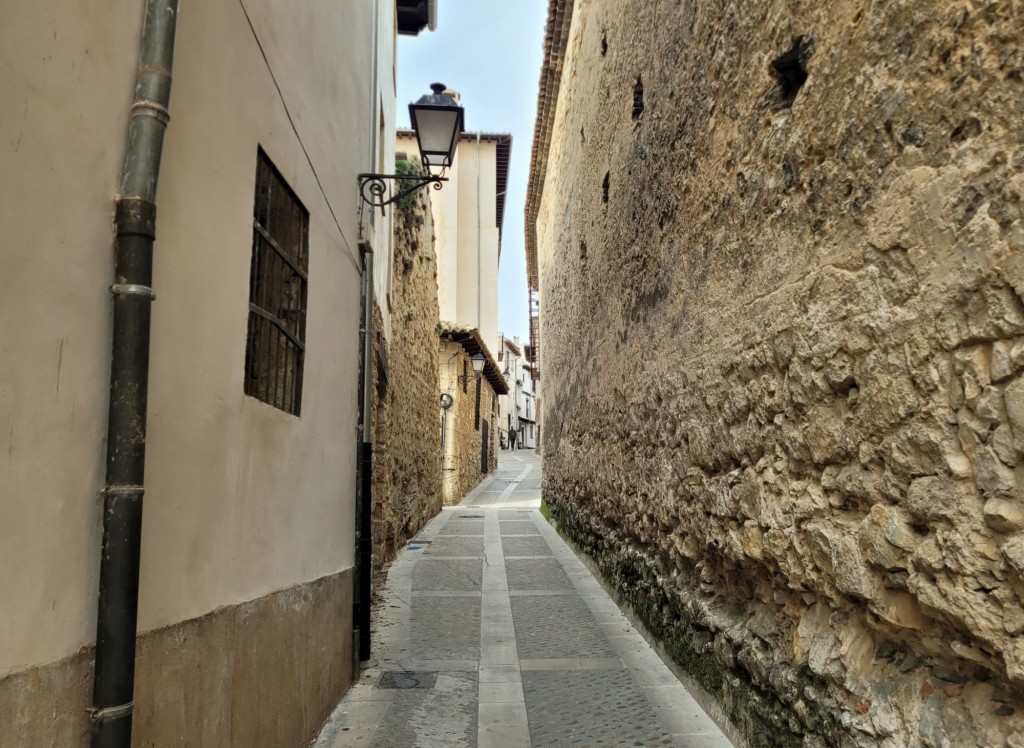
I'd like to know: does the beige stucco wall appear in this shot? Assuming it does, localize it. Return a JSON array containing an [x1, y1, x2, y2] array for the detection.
[[0, 0, 390, 692], [536, 1, 1024, 746], [0, 0, 143, 678]]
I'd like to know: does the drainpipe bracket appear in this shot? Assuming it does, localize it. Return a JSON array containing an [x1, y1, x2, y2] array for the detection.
[[130, 99, 170, 125], [110, 284, 156, 300], [102, 484, 146, 499], [115, 197, 157, 238], [88, 700, 134, 724]]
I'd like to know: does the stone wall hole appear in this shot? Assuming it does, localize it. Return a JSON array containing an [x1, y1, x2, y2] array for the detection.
[[632, 76, 645, 121], [601, 30, 608, 56], [602, 171, 610, 204], [770, 36, 812, 110]]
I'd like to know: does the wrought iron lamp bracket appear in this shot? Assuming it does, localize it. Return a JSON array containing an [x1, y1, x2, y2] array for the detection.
[[357, 171, 447, 212]]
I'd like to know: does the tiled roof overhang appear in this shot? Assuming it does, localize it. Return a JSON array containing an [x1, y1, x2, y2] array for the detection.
[[524, 0, 573, 294], [439, 321, 510, 395], [524, 0, 574, 377]]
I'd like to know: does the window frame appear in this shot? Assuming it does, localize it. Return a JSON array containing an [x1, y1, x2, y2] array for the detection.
[[243, 147, 309, 416]]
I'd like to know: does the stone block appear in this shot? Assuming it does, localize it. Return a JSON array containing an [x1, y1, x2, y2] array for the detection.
[[974, 446, 1019, 500], [869, 590, 927, 631], [832, 535, 876, 600], [984, 499, 1024, 533], [859, 504, 918, 569], [904, 476, 960, 521], [1001, 535, 1024, 576]]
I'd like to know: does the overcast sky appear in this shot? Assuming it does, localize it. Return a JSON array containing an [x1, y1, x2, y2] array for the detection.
[[397, 0, 548, 347]]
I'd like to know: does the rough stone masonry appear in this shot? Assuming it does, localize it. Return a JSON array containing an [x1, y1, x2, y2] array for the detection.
[[532, 1, 1024, 746], [371, 173, 443, 578]]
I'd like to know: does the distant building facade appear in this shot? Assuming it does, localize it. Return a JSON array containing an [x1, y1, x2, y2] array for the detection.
[[438, 324, 507, 503], [498, 335, 538, 450]]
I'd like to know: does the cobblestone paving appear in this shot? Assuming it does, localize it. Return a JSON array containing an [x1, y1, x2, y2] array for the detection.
[[502, 536, 553, 557], [410, 597, 481, 660], [512, 595, 617, 659], [314, 452, 733, 748], [522, 670, 676, 747], [369, 671, 479, 748], [411, 558, 482, 590], [422, 536, 485, 556], [498, 509, 534, 517], [499, 520, 541, 535], [506, 558, 574, 590], [438, 520, 486, 536]]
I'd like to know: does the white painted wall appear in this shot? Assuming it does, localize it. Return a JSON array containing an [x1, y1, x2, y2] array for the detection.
[[455, 139, 500, 352], [396, 133, 501, 348], [0, 0, 394, 676]]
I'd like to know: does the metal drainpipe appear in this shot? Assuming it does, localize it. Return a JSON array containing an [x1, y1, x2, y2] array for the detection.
[[354, 0, 379, 666], [91, 2, 178, 746], [357, 245, 374, 662]]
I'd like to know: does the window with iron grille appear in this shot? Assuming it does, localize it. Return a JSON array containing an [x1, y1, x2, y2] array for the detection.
[[244, 148, 308, 415]]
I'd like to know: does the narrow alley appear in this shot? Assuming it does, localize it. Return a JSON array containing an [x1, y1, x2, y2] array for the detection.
[[8, 1, 1024, 746], [315, 451, 732, 748]]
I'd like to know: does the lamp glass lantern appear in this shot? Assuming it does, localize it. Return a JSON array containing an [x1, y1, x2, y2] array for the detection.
[[470, 353, 486, 375], [409, 83, 465, 170]]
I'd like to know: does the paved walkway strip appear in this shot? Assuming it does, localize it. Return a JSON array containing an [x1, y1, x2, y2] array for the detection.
[[314, 453, 732, 748]]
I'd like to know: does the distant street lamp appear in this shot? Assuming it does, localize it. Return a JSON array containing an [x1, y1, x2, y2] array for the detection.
[[459, 353, 487, 385], [358, 83, 464, 211]]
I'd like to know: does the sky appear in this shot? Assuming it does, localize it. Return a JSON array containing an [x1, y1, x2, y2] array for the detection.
[[397, 0, 549, 347]]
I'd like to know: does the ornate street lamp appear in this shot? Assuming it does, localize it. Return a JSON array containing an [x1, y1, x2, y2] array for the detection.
[[358, 83, 464, 211], [458, 353, 487, 385], [409, 83, 464, 169]]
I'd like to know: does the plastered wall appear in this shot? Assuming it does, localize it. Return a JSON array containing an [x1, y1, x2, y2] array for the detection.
[[1, 0, 386, 692]]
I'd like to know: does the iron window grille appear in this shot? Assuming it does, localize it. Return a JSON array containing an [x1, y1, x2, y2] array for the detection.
[[244, 148, 308, 415]]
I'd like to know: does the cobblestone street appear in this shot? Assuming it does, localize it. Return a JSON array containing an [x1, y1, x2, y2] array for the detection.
[[315, 452, 732, 748]]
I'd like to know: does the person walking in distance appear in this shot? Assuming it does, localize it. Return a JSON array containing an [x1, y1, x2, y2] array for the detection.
[[508, 426, 518, 450]]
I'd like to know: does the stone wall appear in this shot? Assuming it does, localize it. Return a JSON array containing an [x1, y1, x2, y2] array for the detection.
[[536, 1, 1024, 746], [441, 342, 500, 504], [371, 178, 443, 575]]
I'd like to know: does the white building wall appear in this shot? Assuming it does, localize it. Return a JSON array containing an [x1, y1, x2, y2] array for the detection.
[[395, 133, 501, 345], [0, 0, 392, 677], [497, 337, 539, 450]]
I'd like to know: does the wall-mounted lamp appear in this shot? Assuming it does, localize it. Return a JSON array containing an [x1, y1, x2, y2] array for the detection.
[[358, 83, 465, 212], [459, 353, 486, 385]]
